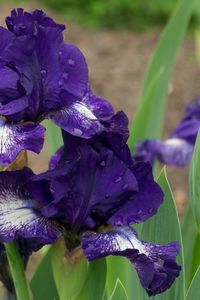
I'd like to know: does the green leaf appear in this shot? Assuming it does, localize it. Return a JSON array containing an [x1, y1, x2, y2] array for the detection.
[[181, 205, 197, 288], [109, 279, 128, 300], [185, 265, 200, 300], [51, 238, 88, 300], [4, 242, 30, 300], [45, 120, 63, 155], [189, 130, 200, 228], [30, 247, 59, 300], [140, 168, 185, 300], [75, 259, 107, 300], [128, 0, 196, 149]]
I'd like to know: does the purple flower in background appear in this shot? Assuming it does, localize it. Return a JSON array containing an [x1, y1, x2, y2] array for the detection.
[[0, 8, 114, 165], [134, 96, 200, 166], [0, 118, 181, 296]]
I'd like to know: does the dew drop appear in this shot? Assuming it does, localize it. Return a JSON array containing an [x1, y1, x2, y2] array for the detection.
[[105, 194, 110, 199], [122, 183, 128, 190], [115, 176, 122, 183], [100, 161, 105, 167], [58, 80, 63, 87], [68, 59, 75, 66], [40, 69, 47, 77], [63, 73, 68, 81], [148, 208, 154, 214], [59, 51, 62, 56]]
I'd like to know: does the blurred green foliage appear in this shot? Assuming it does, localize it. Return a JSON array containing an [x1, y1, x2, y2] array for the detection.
[[40, 0, 179, 30]]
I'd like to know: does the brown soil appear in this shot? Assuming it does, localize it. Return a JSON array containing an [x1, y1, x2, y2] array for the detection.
[[1, 1, 200, 214]]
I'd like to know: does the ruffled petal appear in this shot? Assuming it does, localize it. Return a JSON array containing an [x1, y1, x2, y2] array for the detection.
[[6, 8, 65, 36], [81, 226, 181, 296], [0, 120, 45, 165], [108, 162, 163, 225], [36, 144, 138, 229], [0, 168, 61, 243]]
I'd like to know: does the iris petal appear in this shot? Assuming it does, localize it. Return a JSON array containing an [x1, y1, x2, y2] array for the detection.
[[81, 226, 181, 296], [108, 162, 163, 225], [134, 138, 193, 167], [47, 101, 104, 138], [0, 120, 45, 165], [0, 168, 61, 243]]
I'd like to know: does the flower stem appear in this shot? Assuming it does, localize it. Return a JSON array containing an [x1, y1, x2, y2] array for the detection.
[[4, 242, 30, 300]]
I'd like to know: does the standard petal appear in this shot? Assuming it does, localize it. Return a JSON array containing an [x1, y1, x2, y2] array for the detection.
[[58, 42, 88, 98], [108, 162, 163, 225], [0, 168, 61, 243], [0, 26, 14, 55], [6, 8, 65, 36], [0, 120, 45, 165], [0, 66, 21, 101], [81, 226, 181, 296]]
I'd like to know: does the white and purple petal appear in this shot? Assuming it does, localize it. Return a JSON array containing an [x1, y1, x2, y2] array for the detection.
[[0, 168, 61, 243], [81, 226, 181, 296], [0, 120, 45, 165], [46, 101, 104, 138]]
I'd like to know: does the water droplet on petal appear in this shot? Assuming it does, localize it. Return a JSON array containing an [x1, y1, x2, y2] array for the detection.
[[148, 208, 154, 214], [40, 69, 47, 77], [58, 80, 63, 87], [122, 183, 128, 190], [115, 176, 122, 183], [105, 194, 110, 199], [59, 51, 62, 56], [68, 59, 75, 66], [100, 161, 105, 167], [63, 73, 68, 81]]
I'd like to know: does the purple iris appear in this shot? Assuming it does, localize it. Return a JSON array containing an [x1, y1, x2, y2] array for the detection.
[[134, 97, 200, 166], [0, 116, 181, 296], [0, 8, 113, 165]]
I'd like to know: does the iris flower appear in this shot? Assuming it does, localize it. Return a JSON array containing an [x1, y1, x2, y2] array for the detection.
[[0, 8, 113, 165], [134, 97, 200, 166], [0, 114, 180, 296]]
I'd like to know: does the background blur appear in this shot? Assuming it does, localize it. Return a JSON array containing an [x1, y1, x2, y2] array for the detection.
[[1, 0, 200, 214]]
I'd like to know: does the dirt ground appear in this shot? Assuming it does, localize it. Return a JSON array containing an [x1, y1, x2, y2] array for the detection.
[[1, 1, 200, 214]]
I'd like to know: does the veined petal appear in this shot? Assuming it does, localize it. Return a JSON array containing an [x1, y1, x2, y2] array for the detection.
[[81, 226, 181, 296], [0, 120, 45, 165], [0, 168, 61, 243], [46, 101, 104, 138]]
